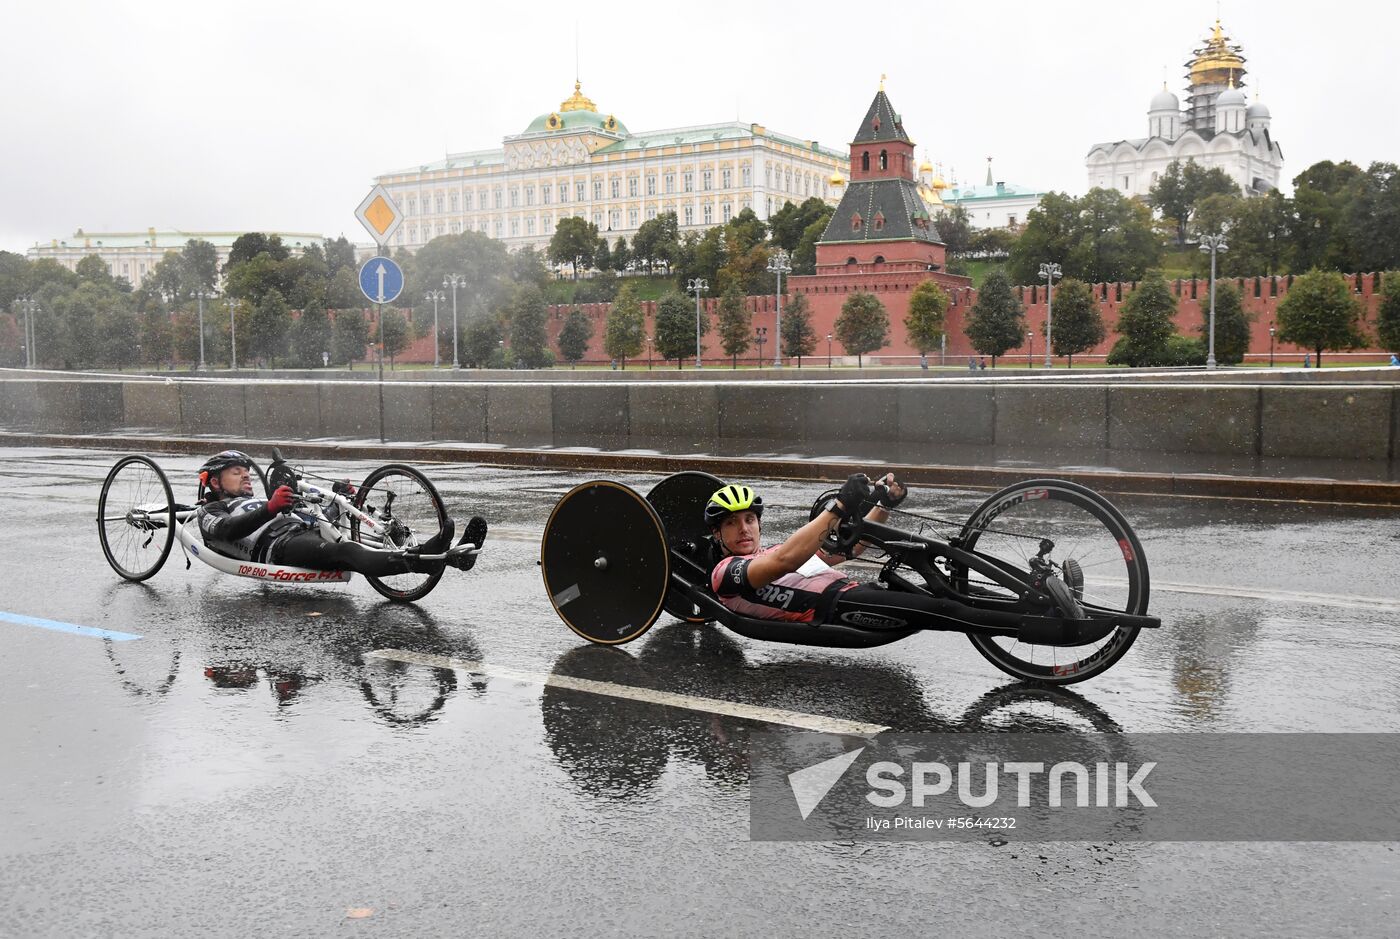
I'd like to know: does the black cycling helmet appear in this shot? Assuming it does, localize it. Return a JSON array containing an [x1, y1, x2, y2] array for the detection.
[[703, 484, 764, 528], [199, 450, 255, 493]]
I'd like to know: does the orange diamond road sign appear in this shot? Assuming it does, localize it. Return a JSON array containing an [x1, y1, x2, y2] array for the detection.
[[355, 185, 403, 246]]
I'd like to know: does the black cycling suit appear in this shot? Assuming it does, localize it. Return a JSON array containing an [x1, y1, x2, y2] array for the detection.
[[197, 495, 435, 577]]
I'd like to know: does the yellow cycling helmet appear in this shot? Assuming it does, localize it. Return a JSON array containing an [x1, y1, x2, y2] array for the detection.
[[704, 484, 764, 527]]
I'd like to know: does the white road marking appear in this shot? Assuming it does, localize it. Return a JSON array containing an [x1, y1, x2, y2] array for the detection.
[[1146, 580, 1400, 613], [365, 649, 889, 736]]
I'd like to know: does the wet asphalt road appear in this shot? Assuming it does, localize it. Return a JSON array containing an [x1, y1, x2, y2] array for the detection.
[[2, 445, 1399, 937]]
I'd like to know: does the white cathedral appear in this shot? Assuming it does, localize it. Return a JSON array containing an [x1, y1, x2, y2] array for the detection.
[[1086, 20, 1284, 198]]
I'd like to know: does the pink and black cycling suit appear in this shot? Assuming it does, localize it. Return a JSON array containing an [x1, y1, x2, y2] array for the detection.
[[710, 547, 859, 622]]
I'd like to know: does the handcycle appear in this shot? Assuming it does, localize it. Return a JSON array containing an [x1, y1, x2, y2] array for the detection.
[[539, 472, 1160, 685], [96, 447, 484, 602]]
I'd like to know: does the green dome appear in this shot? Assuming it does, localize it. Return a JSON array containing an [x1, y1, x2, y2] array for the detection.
[[523, 109, 628, 136]]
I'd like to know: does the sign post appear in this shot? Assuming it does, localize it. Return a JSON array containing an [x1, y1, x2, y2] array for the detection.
[[355, 186, 405, 444]]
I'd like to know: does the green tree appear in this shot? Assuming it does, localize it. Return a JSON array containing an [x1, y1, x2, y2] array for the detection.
[[223, 253, 286, 306], [326, 267, 361, 310], [248, 288, 291, 367], [632, 212, 680, 273], [379, 307, 411, 368], [792, 216, 828, 275], [593, 237, 613, 273], [1344, 162, 1400, 273], [1047, 278, 1105, 367], [548, 217, 598, 279], [1149, 160, 1193, 245], [557, 306, 593, 368], [464, 314, 503, 368], [834, 291, 890, 368], [180, 239, 220, 293], [75, 254, 113, 286], [511, 246, 551, 288], [324, 236, 358, 279], [933, 206, 974, 256], [1010, 189, 1160, 284], [1377, 273, 1400, 355], [965, 271, 1026, 367], [1275, 269, 1367, 367], [904, 280, 949, 355], [1110, 272, 1178, 367], [603, 283, 644, 368], [717, 243, 771, 296], [100, 308, 141, 369], [1198, 281, 1250, 365], [140, 308, 173, 367], [1224, 191, 1291, 276], [781, 292, 817, 366], [769, 197, 831, 252], [716, 284, 751, 368], [612, 237, 631, 272], [1290, 160, 1363, 272], [654, 291, 698, 368], [410, 231, 518, 316], [674, 227, 727, 291], [510, 285, 552, 368], [290, 299, 332, 367], [331, 307, 369, 368], [725, 207, 768, 256]]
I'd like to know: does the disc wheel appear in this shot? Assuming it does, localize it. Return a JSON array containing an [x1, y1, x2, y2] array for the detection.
[[541, 481, 669, 645], [97, 455, 175, 582], [955, 478, 1149, 685], [351, 463, 450, 602], [646, 471, 725, 623]]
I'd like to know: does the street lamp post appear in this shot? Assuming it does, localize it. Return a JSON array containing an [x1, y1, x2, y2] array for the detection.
[[1269, 323, 1276, 368], [226, 298, 238, 370], [444, 274, 465, 369], [194, 289, 208, 370], [424, 289, 446, 367], [646, 336, 653, 371], [754, 327, 767, 368], [1028, 330, 1034, 368], [826, 332, 833, 369], [766, 248, 791, 367], [687, 277, 708, 368], [1199, 234, 1228, 369], [1039, 262, 1061, 368]]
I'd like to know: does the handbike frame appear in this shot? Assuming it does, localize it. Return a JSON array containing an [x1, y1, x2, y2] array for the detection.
[[663, 503, 1160, 651]]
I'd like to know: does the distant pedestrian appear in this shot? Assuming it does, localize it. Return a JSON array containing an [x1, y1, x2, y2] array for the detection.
[[967, 356, 976, 372], [979, 357, 988, 371], [610, 358, 618, 370], [919, 354, 928, 371], [1303, 354, 1311, 368], [1390, 353, 1399, 367]]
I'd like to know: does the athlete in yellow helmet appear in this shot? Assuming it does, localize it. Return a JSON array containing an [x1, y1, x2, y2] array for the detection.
[[705, 472, 906, 623]]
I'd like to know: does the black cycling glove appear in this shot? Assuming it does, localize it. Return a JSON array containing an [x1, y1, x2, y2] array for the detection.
[[878, 478, 908, 508], [833, 474, 871, 518]]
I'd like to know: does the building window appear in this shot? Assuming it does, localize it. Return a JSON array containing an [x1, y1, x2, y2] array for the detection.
[[741, 164, 751, 186], [436, 193, 445, 212], [628, 176, 638, 197], [703, 203, 713, 224], [879, 150, 888, 170], [609, 210, 621, 229], [558, 183, 568, 203], [593, 180, 603, 200], [683, 171, 694, 192], [510, 218, 519, 236], [450, 192, 459, 211], [573, 181, 583, 202], [408, 197, 417, 216], [494, 188, 503, 208], [785, 169, 792, 192], [510, 188, 520, 207], [684, 205, 694, 225], [593, 211, 603, 228], [495, 220, 503, 237], [544, 217, 554, 234], [646, 175, 656, 196], [873, 211, 884, 231], [543, 185, 551, 205], [664, 173, 675, 194], [721, 202, 732, 222], [722, 168, 732, 189], [861, 152, 870, 172], [702, 169, 713, 190], [1122, 176, 1129, 190], [610, 178, 620, 198], [451, 220, 460, 233], [526, 186, 535, 206], [851, 213, 862, 231], [1008, 215, 1017, 227], [646, 207, 657, 221], [526, 218, 536, 235], [464, 192, 473, 210], [628, 208, 638, 228]]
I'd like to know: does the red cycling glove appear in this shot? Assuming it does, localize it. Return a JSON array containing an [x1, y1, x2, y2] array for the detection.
[[267, 485, 296, 513]]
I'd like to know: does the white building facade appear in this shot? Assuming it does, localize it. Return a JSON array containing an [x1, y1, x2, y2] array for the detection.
[[374, 81, 846, 253], [1085, 20, 1284, 198], [25, 228, 327, 289]]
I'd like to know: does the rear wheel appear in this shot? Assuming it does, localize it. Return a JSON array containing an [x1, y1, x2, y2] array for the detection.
[[351, 464, 450, 602], [646, 472, 725, 623], [97, 455, 175, 582], [957, 479, 1149, 685]]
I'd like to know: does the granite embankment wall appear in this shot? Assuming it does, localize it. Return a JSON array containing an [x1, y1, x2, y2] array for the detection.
[[1, 377, 1396, 464]]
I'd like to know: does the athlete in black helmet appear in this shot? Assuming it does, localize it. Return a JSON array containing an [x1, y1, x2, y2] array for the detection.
[[195, 450, 474, 577]]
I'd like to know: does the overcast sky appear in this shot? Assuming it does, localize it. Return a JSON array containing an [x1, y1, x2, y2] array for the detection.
[[3, 0, 1393, 254]]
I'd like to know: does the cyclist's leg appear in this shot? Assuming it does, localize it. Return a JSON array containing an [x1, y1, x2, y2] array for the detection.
[[270, 530, 443, 577]]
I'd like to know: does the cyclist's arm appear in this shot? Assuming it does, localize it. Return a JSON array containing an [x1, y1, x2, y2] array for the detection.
[[743, 507, 843, 589], [198, 500, 273, 543]]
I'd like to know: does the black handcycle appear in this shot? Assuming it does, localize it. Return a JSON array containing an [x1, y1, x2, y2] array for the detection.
[[539, 472, 1159, 685]]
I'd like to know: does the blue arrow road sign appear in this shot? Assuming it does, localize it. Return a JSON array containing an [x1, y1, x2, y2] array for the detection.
[[358, 256, 404, 304]]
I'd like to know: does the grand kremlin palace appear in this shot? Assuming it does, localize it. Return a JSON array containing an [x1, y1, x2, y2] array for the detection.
[[373, 82, 847, 252]]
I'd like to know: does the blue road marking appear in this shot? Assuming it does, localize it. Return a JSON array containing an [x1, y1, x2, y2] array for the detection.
[[0, 610, 142, 641]]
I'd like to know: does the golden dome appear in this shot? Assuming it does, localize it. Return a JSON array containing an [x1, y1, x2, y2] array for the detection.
[[1187, 19, 1246, 86], [560, 80, 599, 113], [931, 174, 948, 190], [919, 159, 933, 173], [829, 171, 845, 186]]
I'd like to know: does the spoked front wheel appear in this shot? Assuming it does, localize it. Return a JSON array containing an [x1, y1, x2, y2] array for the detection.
[[97, 455, 175, 582], [351, 463, 450, 602], [956, 479, 1149, 684]]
